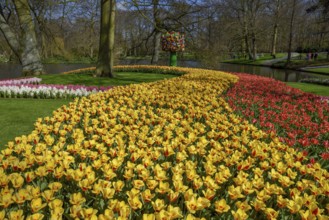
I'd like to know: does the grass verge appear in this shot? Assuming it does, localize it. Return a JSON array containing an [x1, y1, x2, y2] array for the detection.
[[304, 67, 329, 74], [0, 98, 72, 149], [222, 53, 286, 65], [39, 71, 178, 86], [286, 82, 329, 96]]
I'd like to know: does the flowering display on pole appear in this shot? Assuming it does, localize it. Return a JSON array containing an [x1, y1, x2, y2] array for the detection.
[[161, 32, 185, 52], [0, 65, 328, 219], [161, 32, 185, 66]]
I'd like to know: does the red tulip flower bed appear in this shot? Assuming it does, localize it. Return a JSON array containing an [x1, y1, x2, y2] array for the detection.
[[225, 73, 329, 166]]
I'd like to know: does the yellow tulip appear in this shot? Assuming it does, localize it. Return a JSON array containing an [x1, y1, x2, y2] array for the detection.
[[133, 179, 145, 190], [287, 168, 297, 180], [92, 182, 102, 195], [69, 192, 86, 205], [0, 210, 5, 220], [277, 195, 288, 208], [110, 158, 123, 171], [167, 205, 183, 219], [155, 209, 170, 220], [256, 190, 271, 202], [299, 210, 316, 220], [25, 213, 44, 220], [128, 196, 143, 210], [123, 168, 134, 180], [197, 197, 211, 209], [142, 213, 155, 220], [0, 193, 13, 208], [48, 182, 62, 192], [25, 171, 36, 183], [0, 173, 9, 187], [241, 181, 254, 195], [98, 209, 115, 220], [80, 208, 98, 219], [161, 162, 172, 170], [259, 161, 270, 170], [185, 214, 199, 220], [214, 199, 230, 213], [13, 188, 31, 204], [8, 210, 24, 220], [168, 190, 180, 203], [142, 189, 155, 202], [154, 165, 168, 181], [185, 197, 199, 214], [102, 187, 115, 199], [307, 203, 323, 216], [152, 199, 166, 212], [119, 203, 131, 218], [250, 198, 266, 211], [202, 188, 216, 201], [278, 175, 294, 187], [192, 178, 203, 190], [34, 166, 48, 177], [287, 198, 303, 214], [53, 166, 64, 179], [113, 180, 125, 192], [265, 208, 278, 220], [92, 159, 102, 170], [235, 200, 251, 212], [156, 181, 170, 194], [48, 199, 63, 210], [231, 208, 248, 220], [228, 185, 245, 200], [45, 159, 56, 172], [10, 173, 24, 188], [42, 190, 54, 203], [30, 197, 47, 213], [147, 179, 159, 191]]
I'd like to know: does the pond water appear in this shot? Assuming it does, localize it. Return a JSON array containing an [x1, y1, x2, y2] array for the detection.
[[0, 60, 328, 82]]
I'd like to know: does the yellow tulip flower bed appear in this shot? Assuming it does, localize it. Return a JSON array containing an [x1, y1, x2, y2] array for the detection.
[[0, 66, 328, 220]]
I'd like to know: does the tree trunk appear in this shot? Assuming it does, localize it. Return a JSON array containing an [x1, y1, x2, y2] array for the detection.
[[251, 32, 257, 60], [242, 4, 252, 60], [271, 0, 281, 56], [271, 23, 278, 56], [0, 14, 21, 63], [287, 0, 297, 63], [151, 30, 161, 64], [13, 0, 45, 76], [96, 0, 116, 78], [151, 0, 162, 65]]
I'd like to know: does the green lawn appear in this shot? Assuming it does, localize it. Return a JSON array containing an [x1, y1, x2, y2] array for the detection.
[[39, 71, 177, 86], [305, 67, 329, 74], [286, 82, 329, 96], [0, 99, 72, 149], [223, 53, 286, 65]]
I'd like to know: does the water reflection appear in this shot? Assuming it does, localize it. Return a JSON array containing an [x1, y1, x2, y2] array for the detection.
[[215, 63, 329, 82], [0, 60, 328, 82]]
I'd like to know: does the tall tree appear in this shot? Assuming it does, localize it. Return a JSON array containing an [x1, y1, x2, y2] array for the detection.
[[0, 0, 45, 76], [96, 0, 116, 77], [287, 0, 297, 63], [270, 0, 281, 57]]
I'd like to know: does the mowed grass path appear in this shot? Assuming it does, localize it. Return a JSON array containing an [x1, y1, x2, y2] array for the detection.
[[286, 82, 329, 96], [0, 71, 178, 149], [39, 71, 177, 86], [0, 99, 72, 148]]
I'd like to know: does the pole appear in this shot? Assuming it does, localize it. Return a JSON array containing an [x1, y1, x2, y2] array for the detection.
[[170, 51, 177, 66]]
